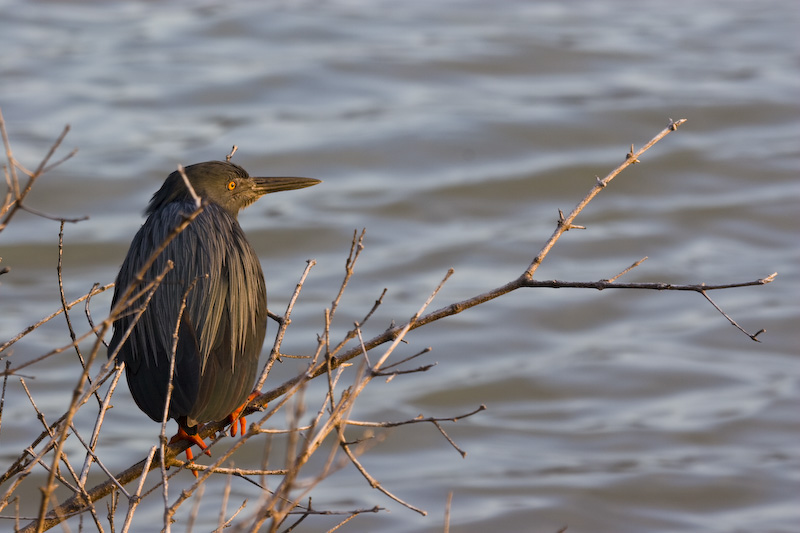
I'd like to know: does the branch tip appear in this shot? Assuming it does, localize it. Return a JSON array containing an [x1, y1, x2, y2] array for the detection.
[[668, 118, 687, 131], [225, 145, 238, 162], [760, 272, 778, 284]]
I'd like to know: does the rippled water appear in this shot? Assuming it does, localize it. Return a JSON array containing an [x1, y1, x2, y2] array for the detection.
[[1, 1, 798, 531]]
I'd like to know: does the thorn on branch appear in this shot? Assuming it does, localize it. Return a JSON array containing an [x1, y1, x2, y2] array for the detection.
[[557, 209, 585, 231], [626, 144, 640, 163]]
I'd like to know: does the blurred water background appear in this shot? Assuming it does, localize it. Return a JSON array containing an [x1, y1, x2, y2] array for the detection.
[[1, 1, 798, 531]]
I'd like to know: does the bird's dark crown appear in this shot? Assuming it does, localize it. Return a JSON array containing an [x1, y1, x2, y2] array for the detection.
[[147, 161, 260, 218], [147, 160, 320, 219]]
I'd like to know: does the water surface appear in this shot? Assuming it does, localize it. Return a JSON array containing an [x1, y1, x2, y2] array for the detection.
[[1, 1, 798, 531]]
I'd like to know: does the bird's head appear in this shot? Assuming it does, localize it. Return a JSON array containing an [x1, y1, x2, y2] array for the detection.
[[147, 160, 320, 218]]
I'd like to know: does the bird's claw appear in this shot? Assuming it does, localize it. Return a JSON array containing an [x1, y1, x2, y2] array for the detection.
[[227, 391, 261, 437]]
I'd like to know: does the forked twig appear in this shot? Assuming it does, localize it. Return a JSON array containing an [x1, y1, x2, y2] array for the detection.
[[0, 108, 79, 232]]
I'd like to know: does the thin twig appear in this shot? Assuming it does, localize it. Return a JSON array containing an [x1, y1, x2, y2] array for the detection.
[[605, 256, 648, 283], [177, 165, 201, 209], [329, 229, 366, 323], [18, 204, 87, 223], [0, 283, 114, 356], [256, 259, 316, 391], [69, 423, 131, 499], [120, 446, 157, 533], [78, 364, 125, 485], [161, 277, 203, 532], [186, 483, 205, 533], [0, 361, 10, 436], [339, 436, 426, 516], [0, 110, 77, 232], [443, 491, 453, 533], [700, 290, 766, 342], [345, 405, 487, 430]]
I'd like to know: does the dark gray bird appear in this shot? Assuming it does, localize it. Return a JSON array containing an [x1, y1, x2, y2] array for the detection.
[[109, 160, 319, 456]]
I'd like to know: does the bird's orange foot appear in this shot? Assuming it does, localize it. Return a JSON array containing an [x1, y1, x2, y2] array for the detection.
[[227, 391, 262, 437], [170, 426, 210, 477]]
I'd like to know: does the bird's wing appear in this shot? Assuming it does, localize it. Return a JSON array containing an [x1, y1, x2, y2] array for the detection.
[[109, 202, 266, 424], [109, 202, 218, 421], [186, 204, 267, 423]]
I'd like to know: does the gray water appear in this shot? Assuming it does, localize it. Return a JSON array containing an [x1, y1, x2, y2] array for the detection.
[[1, 1, 798, 531]]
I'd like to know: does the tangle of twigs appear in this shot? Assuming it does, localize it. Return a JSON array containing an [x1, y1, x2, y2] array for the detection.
[[0, 111, 775, 532]]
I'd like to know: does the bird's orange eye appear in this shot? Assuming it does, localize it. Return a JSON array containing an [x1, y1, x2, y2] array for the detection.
[[227, 181, 236, 191]]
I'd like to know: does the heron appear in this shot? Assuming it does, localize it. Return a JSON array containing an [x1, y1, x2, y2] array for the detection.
[[109, 160, 319, 462]]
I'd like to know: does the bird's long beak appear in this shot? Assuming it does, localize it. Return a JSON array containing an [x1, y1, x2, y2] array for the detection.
[[253, 176, 321, 195]]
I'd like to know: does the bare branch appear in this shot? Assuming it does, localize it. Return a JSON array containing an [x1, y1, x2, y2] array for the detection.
[[520, 274, 777, 292], [345, 405, 487, 430], [7, 118, 777, 533], [523, 119, 687, 280], [339, 431, 427, 516]]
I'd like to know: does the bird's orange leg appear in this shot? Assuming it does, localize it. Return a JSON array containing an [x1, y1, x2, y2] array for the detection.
[[169, 426, 211, 477], [227, 391, 262, 437]]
